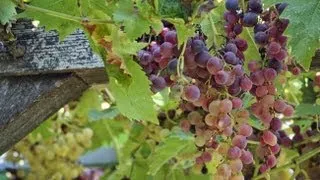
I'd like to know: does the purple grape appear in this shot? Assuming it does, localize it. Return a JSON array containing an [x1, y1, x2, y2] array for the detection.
[[207, 57, 223, 75], [268, 59, 283, 72], [232, 135, 247, 149], [233, 64, 244, 76], [191, 39, 206, 54], [233, 24, 243, 35], [234, 38, 248, 51], [150, 75, 167, 92], [225, 0, 239, 11], [250, 71, 265, 86], [160, 42, 174, 58], [184, 85, 201, 102], [215, 70, 230, 85], [249, 0, 262, 13], [254, 31, 269, 45], [276, 3, 288, 15], [164, 31, 177, 45], [225, 43, 238, 54], [270, 118, 282, 131], [224, 51, 238, 65], [195, 51, 211, 68], [240, 150, 253, 164], [228, 146, 242, 159], [243, 12, 258, 27], [254, 23, 269, 33]]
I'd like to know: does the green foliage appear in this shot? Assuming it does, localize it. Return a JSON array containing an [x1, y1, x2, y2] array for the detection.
[[73, 89, 102, 121], [108, 56, 158, 124], [0, 0, 17, 25], [147, 131, 194, 175], [264, 0, 320, 70], [152, 88, 179, 111], [18, 0, 82, 40], [200, 1, 225, 50], [295, 104, 320, 116], [113, 0, 162, 40]]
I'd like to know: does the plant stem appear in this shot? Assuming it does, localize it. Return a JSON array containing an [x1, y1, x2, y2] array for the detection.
[[14, 1, 114, 24], [253, 146, 320, 180], [248, 140, 260, 145]]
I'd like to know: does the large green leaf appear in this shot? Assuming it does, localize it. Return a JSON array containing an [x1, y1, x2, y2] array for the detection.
[[19, 0, 82, 40], [295, 104, 320, 116], [0, 0, 16, 25], [147, 132, 194, 175], [264, 0, 320, 70]]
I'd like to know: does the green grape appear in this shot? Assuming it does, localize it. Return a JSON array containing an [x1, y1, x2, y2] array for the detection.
[[195, 135, 206, 147]]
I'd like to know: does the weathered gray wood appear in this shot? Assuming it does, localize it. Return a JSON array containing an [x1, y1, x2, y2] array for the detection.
[[0, 19, 104, 77], [0, 74, 90, 154]]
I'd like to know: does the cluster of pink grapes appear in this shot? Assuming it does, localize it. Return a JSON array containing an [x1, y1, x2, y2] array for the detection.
[[135, 0, 294, 178]]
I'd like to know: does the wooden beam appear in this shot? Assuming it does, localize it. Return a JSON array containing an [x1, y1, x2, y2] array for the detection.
[[0, 74, 90, 154], [0, 19, 104, 77]]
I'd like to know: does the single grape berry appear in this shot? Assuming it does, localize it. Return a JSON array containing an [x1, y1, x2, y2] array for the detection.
[[207, 57, 223, 75], [215, 70, 230, 85], [183, 85, 201, 102], [238, 124, 253, 137], [234, 38, 248, 51], [262, 130, 277, 146], [164, 31, 177, 45], [240, 150, 253, 164], [225, 43, 238, 54], [191, 39, 206, 54], [228, 146, 242, 159], [230, 159, 243, 173], [249, 0, 262, 13], [291, 67, 301, 75], [233, 24, 243, 35], [243, 12, 258, 27], [195, 51, 211, 68], [240, 76, 253, 91], [160, 42, 173, 58], [224, 51, 238, 65], [232, 135, 247, 149], [254, 23, 268, 33], [270, 118, 282, 131], [225, 0, 239, 11], [266, 154, 277, 168], [231, 97, 243, 109], [267, 42, 281, 55], [150, 75, 167, 92], [254, 31, 269, 45]]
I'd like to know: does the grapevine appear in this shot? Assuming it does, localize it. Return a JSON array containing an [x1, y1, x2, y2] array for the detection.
[[1, 0, 320, 179]]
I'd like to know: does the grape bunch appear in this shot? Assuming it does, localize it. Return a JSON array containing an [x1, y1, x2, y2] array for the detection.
[[134, 0, 295, 178], [7, 108, 94, 180]]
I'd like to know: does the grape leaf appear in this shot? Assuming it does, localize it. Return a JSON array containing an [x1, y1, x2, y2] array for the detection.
[[89, 106, 120, 121], [295, 104, 320, 116], [113, 0, 162, 40], [152, 88, 179, 111], [73, 89, 102, 121], [264, 0, 320, 70], [19, 0, 82, 40], [200, 1, 225, 49], [108, 56, 158, 124], [0, 0, 17, 25], [147, 132, 194, 175]]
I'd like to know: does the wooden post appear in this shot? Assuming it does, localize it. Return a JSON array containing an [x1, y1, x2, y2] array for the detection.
[[0, 20, 106, 154]]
